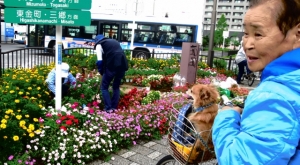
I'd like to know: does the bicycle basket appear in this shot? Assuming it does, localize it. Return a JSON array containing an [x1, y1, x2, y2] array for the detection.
[[167, 102, 216, 164]]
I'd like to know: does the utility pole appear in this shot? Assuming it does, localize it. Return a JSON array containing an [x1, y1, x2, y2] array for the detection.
[[207, 0, 217, 68], [130, 0, 138, 60]]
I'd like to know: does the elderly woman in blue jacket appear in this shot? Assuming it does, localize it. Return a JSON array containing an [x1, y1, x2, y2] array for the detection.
[[213, 0, 300, 164]]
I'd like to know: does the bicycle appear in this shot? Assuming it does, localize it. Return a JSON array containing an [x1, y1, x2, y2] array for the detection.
[[235, 64, 256, 87], [156, 102, 217, 165]]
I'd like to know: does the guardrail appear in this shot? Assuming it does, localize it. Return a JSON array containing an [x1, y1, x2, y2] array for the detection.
[[0, 47, 236, 77]]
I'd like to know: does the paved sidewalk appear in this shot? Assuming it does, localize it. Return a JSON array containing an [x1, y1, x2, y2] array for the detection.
[[88, 135, 217, 165]]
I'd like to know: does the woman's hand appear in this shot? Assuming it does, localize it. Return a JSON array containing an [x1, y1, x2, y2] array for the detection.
[[221, 106, 243, 114]]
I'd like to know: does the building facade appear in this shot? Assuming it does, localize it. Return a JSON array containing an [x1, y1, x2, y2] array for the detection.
[[203, 0, 250, 41]]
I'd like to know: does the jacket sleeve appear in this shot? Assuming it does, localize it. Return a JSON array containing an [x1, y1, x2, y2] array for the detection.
[[45, 69, 56, 95], [212, 91, 299, 165], [67, 73, 76, 88]]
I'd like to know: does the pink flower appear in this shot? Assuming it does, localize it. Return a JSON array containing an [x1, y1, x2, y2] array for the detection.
[[8, 155, 14, 160], [133, 141, 136, 145], [77, 84, 81, 87], [45, 113, 52, 118], [89, 108, 95, 114], [71, 102, 79, 109], [56, 119, 62, 124], [39, 117, 44, 123], [80, 94, 85, 98]]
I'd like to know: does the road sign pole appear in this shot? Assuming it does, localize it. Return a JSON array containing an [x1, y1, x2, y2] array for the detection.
[[55, 25, 62, 112]]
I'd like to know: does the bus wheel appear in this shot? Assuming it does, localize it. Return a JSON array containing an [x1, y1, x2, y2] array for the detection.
[[134, 51, 150, 59]]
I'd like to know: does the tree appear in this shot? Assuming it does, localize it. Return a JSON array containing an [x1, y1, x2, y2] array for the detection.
[[202, 35, 209, 48], [214, 14, 229, 48]]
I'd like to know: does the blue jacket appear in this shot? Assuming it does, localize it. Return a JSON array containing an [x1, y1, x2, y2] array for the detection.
[[212, 48, 300, 165]]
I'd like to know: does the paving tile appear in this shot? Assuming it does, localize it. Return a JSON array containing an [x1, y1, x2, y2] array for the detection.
[[131, 145, 155, 156], [149, 143, 169, 155], [129, 163, 140, 165], [100, 163, 112, 165], [143, 141, 157, 148], [128, 153, 157, 165], [147, 151, 162, 160], [153, 153, 168, 161], [120, 151, 137, 159], [108, 154, 133, 165], [116, 148, 130, 156], [153, 137, 168, 146]]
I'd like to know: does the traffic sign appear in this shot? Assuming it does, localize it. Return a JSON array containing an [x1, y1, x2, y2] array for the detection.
[[4, 0, 92, 10], [5, 27, 15, 37], [4, 8, 91, 26]]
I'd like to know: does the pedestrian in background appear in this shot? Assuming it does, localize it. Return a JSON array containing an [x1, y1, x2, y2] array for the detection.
[[235, 42, 252, 84], [45, 62, 76, 100], [94, 34, 128, 113]]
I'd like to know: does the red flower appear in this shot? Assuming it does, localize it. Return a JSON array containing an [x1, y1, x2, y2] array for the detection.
[[80, 94, 85, 98], [67, 115, 75, 119], [66, 120, 73, 126], [60, 116, 67, 121], [73, 119, 79, 124], [60, 126, 67, 131]]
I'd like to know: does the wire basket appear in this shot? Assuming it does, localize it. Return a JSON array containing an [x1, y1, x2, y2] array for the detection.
[[166, 102, 216, 165]]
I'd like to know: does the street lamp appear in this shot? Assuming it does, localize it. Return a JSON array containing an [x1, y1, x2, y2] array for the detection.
[[207, 0, 217, 68]]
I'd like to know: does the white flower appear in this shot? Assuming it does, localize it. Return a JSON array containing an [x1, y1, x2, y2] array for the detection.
[[42, 157, 46, 160], [57, 163, 61, 165], [61, 153, 65, 159], [101, 138, 106, 144], [34, 146, 38, 150], [77, 160, 81, 163], [73, 154, 76, 158], [26, 145, 31, 149], [111, 157, 115, 160], [120, 133, 124, 137]]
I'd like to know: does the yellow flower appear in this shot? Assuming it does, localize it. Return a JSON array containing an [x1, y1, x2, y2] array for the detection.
[[22, 126, 27, 130], [45, 91, 49, 95], [0, 123, 6, 129], [19, 120, 26, 127], [39, 104, 43, 108], [3, 136, 7, 139], [16, 115, 22, 120], [15, 99, 20, 103], [26, 79, 30, 82], [26, 92, 30, 95], [33, 118, 38, 122], [5, 86, 9, 89], [28, 87, 32, 90], [29, 133, 35, 137], [5, 109, 13, 114], [28, 124, 35, 130], [38, 94, 41, 98], [13, 135, 19, 141], [18, 91, 23, 95], [37, 87, 41, 90], [4, 115, 9, 119], [27, 129, 32, 133], [1, 119, 7, 124], [9, 90, 15, 94], [25, 115, 29, 118], [17, 110, 21, 112]]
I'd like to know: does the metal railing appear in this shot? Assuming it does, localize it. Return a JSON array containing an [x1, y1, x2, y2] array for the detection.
[[0, 47, 236, 77]]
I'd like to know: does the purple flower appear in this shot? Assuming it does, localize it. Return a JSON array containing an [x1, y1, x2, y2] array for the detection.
[[18, 160, 22, 163], [8, 155, 13, 160]]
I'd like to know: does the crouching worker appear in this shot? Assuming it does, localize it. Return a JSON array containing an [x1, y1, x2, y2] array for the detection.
[[94, 34, 128, 113], [45, 62, 77, 100]]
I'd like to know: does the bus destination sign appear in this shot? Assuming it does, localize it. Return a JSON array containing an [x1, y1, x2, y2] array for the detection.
[[4, 0, 91, 10], [4, 8, 91, 26]]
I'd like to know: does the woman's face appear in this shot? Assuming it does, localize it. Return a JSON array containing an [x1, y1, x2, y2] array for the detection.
[[243, 2, 297, 72]]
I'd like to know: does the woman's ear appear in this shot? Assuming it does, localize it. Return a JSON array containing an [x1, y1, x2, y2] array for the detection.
[[293, 23, 300, 49]]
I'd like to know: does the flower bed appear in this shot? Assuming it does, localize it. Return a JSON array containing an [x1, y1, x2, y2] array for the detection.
[[0, 54, 247, 164]]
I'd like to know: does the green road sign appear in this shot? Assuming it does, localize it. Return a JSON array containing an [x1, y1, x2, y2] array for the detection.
[[4, 8, 91, 26], [4, 0, 92, 10]]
